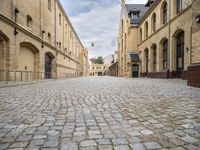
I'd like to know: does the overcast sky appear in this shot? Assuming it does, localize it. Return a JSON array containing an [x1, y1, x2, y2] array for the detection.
[[60, 0, 147, 59]]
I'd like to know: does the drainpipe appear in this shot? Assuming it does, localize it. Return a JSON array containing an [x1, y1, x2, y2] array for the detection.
[[190, 26, 192, 65], [54, 0, 57, 78], [168, 0, 171, 78]]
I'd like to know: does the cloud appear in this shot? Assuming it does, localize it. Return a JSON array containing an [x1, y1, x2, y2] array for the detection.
[[60, 0, 146, 58]]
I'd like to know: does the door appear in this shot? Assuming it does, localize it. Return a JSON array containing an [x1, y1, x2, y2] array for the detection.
[[176, 31, 184, 78], [145, 49, 149, 74], [45, 54, 52, 78], [132, 64, 139, 78]]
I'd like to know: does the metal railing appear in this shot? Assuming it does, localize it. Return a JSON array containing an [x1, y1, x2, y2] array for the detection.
[[0, 70, 79, 86]]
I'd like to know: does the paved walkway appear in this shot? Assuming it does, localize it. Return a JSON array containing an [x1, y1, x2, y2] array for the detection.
[[0, 77, 200, 150]]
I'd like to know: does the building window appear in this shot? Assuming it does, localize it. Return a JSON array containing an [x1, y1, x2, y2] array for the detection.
[[27, 15, 33, 29], [162, 2, 168, 24], [48, 33, 51, 44], [139, 28, 142, 42], [152, 13, 156, 33], [59, 13, 62, 25], [70, 31, 72, 39], [65, 24, 68, 34], [163, 40, 168, 69], [59, 42, 61, 49], [145, 22, 148, 39], [177, 0, 183, 13], [153, 46, 157, 71], [48, 0, 51, 11]]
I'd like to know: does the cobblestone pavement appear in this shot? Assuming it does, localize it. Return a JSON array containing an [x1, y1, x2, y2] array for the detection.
[[0, 77, 200, 150]]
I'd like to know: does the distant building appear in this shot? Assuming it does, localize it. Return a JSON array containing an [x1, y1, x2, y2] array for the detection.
[[90, 64, 107, 76], [109, 62, 118, 77], [114, 51, 118, 63], [104, 54, 114, 65]]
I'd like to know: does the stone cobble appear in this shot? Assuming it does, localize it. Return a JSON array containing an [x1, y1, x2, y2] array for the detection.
[[0, 77, 200, 150]]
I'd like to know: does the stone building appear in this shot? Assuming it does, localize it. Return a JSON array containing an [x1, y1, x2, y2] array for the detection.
[[188, 0, 200, 87], [0, 0, 88, 81], [90, 64, 107, 76], [118, 0, 199, 81], [104, 54, 114, 66], [109, 62, 118, 77]]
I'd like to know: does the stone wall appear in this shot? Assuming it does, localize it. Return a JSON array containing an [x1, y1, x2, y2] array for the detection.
[[0, 0, 87, 81]]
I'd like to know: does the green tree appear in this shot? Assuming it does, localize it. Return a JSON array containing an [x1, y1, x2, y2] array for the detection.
[[95, 56, 104, 64]]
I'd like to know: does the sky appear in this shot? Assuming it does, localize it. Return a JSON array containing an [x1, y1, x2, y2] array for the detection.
[[60, 0, 147, 59]]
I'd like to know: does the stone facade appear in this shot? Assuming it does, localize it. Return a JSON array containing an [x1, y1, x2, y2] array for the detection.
[[187, 0, 200, 87], [80, 48, 90, 76], [90, 64, 107, 76], [109, 62, 118, 77], [118, 0, 198, 80], [0, 0, 88, 81]]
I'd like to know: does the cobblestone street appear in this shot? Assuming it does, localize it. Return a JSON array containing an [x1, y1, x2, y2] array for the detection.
[[0, 77, 200, 150]]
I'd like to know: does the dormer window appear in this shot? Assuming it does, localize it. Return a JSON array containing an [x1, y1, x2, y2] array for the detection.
[[128, 9, 141, 24]]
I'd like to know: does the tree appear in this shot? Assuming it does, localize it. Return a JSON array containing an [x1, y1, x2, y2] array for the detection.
[[95, 56, 104, 64]]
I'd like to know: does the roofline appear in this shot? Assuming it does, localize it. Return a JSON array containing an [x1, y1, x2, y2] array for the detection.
[[57, 0, 84, 48], [137, 0, 161, 26]]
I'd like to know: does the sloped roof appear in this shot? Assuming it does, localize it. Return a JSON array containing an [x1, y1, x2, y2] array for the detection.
[[128, 52, 141, 62], [125, 4, 149, 24]]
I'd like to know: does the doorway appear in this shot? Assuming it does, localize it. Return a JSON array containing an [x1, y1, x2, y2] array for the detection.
[[45, 53, 52, 78], [132, 64, 139, 78], [145, 49, 149, 74], [176, 31, 184, 78]]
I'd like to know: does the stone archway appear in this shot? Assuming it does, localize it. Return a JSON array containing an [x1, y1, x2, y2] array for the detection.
[[19, 42, 39, 72], [0, 31, 9, 81], [144, 48, 149, 74], [173, 30, 185, 78], [45, 52, 54, 78]]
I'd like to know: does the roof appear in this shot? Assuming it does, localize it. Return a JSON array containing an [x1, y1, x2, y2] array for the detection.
[[128, 52, 141, 62], [125, 4, 149, 24]]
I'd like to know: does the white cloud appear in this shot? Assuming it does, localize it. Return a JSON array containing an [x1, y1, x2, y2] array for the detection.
[[61, 0, 147, 58], [70, 3, 121, 58]]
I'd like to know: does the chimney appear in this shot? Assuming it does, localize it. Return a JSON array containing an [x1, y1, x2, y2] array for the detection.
[[145, 0, 155, 7]]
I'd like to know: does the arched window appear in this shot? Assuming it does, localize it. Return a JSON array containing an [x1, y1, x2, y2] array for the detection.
[[145, 22, 148, 39], [177, 0, 183, 13], [163, 40, 168, 69], [139, 28, 142, 42], [152, 13, 156, 33], [162, 2, 167, 24]]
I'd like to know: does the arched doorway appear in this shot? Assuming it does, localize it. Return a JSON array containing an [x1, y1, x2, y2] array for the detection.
[[0, 32, 9, 80], [145, 48, 149, 74], [176, 31, 184, 78], [132, 64, 139, 78], [45, 52, 54, 78]]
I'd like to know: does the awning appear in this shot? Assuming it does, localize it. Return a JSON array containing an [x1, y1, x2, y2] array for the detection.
[[128, 52, 141, 62]]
